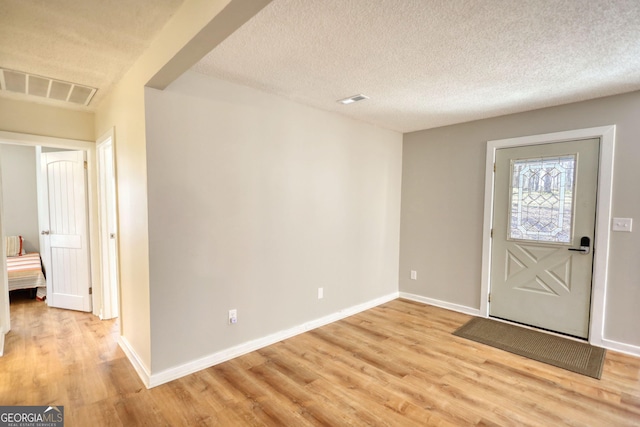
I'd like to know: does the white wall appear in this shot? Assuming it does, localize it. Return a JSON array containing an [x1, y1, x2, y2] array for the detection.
[[0, 144, 39, 253], [95, 0, 267, 376], [0, 97, 94, 141], [144, 71, 403, 373], [400, 90, 640, 350]]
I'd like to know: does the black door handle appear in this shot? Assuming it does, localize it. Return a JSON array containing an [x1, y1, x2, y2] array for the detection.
[[568, 236, 590, 254]]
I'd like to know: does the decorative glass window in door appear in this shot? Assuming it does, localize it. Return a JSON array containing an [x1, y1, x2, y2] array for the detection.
[[509, 155, 576, 243]]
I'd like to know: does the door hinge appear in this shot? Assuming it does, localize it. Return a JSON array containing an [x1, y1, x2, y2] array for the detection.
[[490, 228, 493, 238], [488, 293, 491, 303], [89, 287, 92, 295], [84, 161, 88, 170], [493, 162, 496, 173]]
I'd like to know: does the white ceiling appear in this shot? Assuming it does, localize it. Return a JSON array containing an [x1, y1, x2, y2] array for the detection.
[[193, 0, 640, 132], [2, 0, 640, 132], [0, 0, 184, 109]]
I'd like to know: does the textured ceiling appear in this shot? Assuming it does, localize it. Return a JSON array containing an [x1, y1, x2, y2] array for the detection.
[[2, 0, 639, 130], [0, 0, 184, 109], [193, 0, 640, 132]]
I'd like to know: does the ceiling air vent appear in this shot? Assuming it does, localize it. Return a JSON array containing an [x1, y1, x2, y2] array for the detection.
[[337, 94, 369, 105], [0, 68, 97, 106]]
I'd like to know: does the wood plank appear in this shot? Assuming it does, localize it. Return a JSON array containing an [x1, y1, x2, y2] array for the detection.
[[1, 294, 639, 426]]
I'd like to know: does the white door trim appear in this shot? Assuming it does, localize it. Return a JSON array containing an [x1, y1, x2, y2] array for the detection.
[[96, 128, 120, 320], [0, 156, 8, 348], [0, 130, 102, 321], [480, 125, 615, 346]]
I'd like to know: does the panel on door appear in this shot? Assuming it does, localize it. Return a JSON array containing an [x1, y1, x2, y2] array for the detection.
[[489, 139, 599, 338], [41, 151, 92, 312]]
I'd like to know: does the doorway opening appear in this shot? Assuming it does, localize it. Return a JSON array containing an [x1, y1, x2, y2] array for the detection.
[[0, 130, 116, 355]]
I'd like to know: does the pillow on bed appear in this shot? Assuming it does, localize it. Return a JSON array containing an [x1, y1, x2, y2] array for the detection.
[[6, 235, 23, 257]]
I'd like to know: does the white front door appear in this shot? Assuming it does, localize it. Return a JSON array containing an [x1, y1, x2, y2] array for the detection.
[[489, 138, 599, 338], [40, 151, 92, 312]]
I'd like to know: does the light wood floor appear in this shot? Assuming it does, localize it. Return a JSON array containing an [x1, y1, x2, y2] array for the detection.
[[2, 292, 640, 426]]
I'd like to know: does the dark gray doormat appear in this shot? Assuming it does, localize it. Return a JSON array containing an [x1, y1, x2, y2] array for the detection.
[[453, 317, 606, 379]]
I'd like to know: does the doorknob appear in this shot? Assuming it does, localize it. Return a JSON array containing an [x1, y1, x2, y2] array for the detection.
[[41, 230, 50, 235], [568, 236, 590, 254]]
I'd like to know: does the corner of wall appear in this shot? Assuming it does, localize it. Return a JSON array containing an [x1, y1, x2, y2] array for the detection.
[[118, 335, 152, 388], [400, 292, 481, 317]]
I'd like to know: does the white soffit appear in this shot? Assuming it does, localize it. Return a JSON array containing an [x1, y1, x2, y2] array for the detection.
[[0, 0, 185, 110], [193, 0, 640, 133]]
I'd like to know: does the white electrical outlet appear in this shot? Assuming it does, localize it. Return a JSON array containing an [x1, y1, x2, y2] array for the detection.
[[410, 270, 417, 280], [228, 309, 237, 325], [318, 287, 324, 299]]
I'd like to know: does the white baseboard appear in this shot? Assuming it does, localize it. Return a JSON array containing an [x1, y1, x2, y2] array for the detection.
[[601, 338, 640, 358], [118, 336, 151, 388], [399, 292, 481, 317], [148, 292, 400, 388]]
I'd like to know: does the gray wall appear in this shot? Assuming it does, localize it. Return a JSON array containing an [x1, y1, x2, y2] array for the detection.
[[145, 72, 403, 372], [0, 144, 40, 253], [400, 90, 640, 348]]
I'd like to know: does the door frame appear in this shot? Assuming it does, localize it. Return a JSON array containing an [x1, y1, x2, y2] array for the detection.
[[480, 125, 615, 346], [96, 128, 120, 320], [0, 156, 7, 356], [0, 130, 102, 350]]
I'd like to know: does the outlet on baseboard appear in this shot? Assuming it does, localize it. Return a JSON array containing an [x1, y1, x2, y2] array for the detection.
[[228, 309, 237, 325], [410, 270, 417, 280], [318, 287, 324, 299]]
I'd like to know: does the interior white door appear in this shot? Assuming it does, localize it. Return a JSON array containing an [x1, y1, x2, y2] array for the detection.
[[97, 138, 119, 319], [40, 151, 92, 312], [490, 138, 599, 338]]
